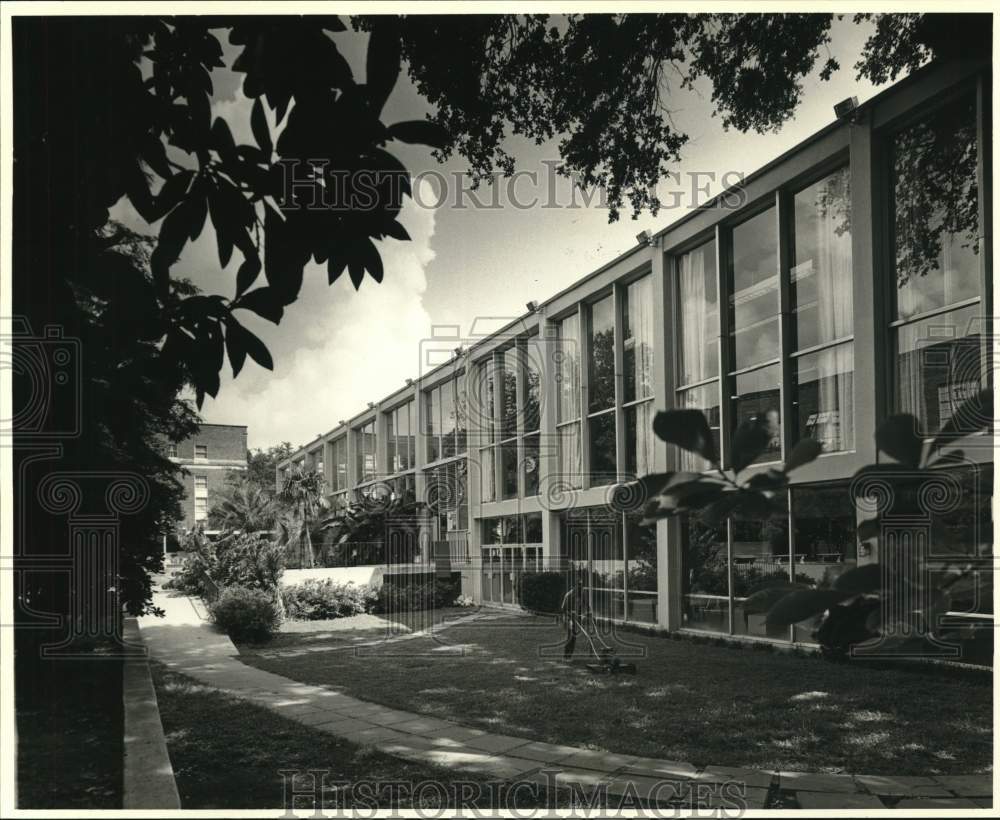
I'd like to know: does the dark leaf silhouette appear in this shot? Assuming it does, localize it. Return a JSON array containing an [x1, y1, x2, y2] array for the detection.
[[250, 97, 272, 156], [388, 119, 450, 150], [234, 287, 284, 324], [833, 563, 882, 594], [653, 409, 717, 464], [876, 413, 924, 467], [784, 438, 823, 472], [766, 588, 854, 627], [366, 19, 402, 113], [731, 414, 777, 473]]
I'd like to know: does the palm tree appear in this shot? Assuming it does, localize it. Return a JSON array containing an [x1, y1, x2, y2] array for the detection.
[[208, 475, 282, 534], [278, 467, 326, 568]]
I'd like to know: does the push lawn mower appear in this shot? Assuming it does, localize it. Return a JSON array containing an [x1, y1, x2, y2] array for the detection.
[[570, 612, 637, 675]]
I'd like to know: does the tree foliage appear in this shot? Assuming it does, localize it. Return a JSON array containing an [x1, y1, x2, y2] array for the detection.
[[368, 12, 989, 221]]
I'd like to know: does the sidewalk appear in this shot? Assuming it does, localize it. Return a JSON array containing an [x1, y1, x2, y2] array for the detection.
[[139, 589, 992, 811]]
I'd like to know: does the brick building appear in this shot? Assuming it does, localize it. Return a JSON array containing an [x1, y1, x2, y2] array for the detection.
[[168, 423, 248, 533]]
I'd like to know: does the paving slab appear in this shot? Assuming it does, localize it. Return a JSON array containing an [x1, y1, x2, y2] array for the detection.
[[431, 725, 489, 744], [462, 733, 532, 754], [895, 796, 980, 809], [559, 749, 640, 773], [526, 766, 613, 790], [686, 783, 769, 810], [796, 791, 886, 809], [695, 766, 774, 790], [605, 773, 691, 804], [779, 771, 858, 793], [933, 775, 994, 797], [511, 741, 582, 764], [391, 716, 459, 735], [856, 774, 951, 797], [311, 717, 379, 734], [623, 756, 698, 780]]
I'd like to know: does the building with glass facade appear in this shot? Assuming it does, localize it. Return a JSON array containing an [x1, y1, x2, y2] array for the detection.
[[278, 58, 992, 649]]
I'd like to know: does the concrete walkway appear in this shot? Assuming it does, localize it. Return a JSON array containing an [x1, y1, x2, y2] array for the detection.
[[139, 589, 992, 811]]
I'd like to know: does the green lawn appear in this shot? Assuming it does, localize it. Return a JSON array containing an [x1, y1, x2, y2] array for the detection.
[[238, 611, 992, 776], [151, 661, 557, 810]]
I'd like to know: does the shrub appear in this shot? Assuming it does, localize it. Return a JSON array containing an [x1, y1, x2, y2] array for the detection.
[[517, 572, 568, 614], [209, 585, 281, 642], [214, 532, 285, 591], [166, 531, 284, 601], [281, 579, 378, 621], [373, 576, 460, 614]]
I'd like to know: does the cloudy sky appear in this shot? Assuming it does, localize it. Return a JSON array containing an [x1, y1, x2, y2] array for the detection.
[[112, 15, 895, 450]]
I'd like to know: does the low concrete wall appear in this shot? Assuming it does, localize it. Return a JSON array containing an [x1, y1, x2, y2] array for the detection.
[[122, 618, 181, 810], [281, 566, 385, 588]]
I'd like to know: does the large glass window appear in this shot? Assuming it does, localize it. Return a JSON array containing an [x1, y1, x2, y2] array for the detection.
[[732, 364, 781, 464], [479, 358, 496, 502], [729, 208, 779, 370], [557, 314, 582, 489], [587, 295, 616, 486], [386, 401, 413, 473], [355, 420, 376, 482], [677, 240, 720, 472], [331, 437, 348, 492], [623, 275, 655, 479], [426, 376, 466, 463], [790, 167, 855, 453], [560, 506, 657, 625], [522, 337, 542, 497], [728, 208, 781, 464], [891, 94, 986, 434]]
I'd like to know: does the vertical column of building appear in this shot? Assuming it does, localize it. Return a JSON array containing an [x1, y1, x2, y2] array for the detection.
[[412, 380, 432, 567], [539, 309, 561, 571], [459, 354, 482, 600], [651, 243, 683, 631], [849, 110, 881, 472]]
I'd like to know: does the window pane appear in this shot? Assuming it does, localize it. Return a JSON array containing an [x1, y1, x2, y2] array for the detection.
[[731, 503, 790, 641], [731, 364, 781, 465], [524, 511, 543, 544], [677, 382, 721, 473], [479, 446, 495, 502], [623, 276, 655, 402], [893, 94, 980, 321], [791, 167, 853, 350], [441, 380, 456, 459], [501, 347, 519, 439], [557, 422, 582, 489], [590, 510, 624, 622], [386, 411, 397, 473], [625, 401, 655, 479], [480, 359, 495, 443], [454, 378, 467, 454], [728, 208, 779, 370], [626, 510, 657, 623], [791, 484, 858, 641], [558, 314, 581, 422], [426, 388, 440, 462], [682, 515, 729, 633], [588, 412, 616, 486], [501, 440, 518, 500], [588, 296, 616, 413], [897, 303, 982, 434], [523, 432, 540, 497], [399, 403, 412, 470], [792, 343, 855, 453], [523, 339, 541, 432], [678, 240, 719, 384]]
